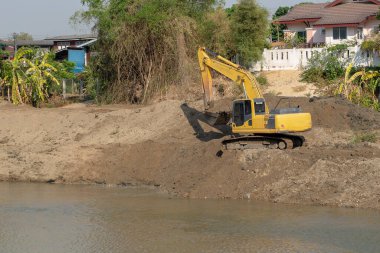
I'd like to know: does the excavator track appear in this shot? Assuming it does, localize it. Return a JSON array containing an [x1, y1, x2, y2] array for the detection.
[[222, 134, 305, 151]]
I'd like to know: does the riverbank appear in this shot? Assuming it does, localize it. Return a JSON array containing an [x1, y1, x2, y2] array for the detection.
[[1, 94, 379, 209]]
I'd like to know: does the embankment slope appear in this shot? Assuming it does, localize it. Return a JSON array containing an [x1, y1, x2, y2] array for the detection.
[[0, 96, 379, 209]]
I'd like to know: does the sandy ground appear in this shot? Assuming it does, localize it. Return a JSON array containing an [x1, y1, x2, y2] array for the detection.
[[262, 70, 318, 97], [0, 93, 379, 209]]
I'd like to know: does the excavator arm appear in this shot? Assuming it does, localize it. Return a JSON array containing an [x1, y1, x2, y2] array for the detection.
[[197, 47, 266, 110]]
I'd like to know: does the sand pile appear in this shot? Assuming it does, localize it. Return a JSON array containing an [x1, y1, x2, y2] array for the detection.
[[0, 95, 379, 209]]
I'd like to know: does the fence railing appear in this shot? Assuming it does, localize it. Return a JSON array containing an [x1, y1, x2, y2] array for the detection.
[[252, 46, 380, 71], [62, 79, 85, 98]]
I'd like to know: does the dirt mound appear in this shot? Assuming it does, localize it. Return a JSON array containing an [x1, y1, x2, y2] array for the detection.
[[264, 95, 380, 131], [207, 94, 380, 132], [0, 96, 379, 209]]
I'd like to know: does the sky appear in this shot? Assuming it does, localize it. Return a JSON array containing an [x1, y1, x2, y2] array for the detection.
[[0, 0, 328, 40]]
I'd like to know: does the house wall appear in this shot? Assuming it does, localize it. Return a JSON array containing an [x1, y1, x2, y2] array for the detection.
[[286, 23, 309, 32], [313, 28, 326, 43], [252, 46, 379, 71], [363, 19, 380, 37], [325, 27, 357, 44]]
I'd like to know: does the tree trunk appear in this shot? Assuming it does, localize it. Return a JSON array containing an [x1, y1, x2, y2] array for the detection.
[[7, 86, 10, 102], [176, 31, 191, 86]]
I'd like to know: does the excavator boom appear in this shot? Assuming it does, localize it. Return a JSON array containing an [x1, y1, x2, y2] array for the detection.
[[198, 47, 265, 110]]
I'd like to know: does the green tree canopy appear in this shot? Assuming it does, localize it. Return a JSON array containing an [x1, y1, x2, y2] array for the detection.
[[72, 0, 269, 103], [11, 32, 33, 41], [271, 6, 290, 42], [229, 0, 269, 66]]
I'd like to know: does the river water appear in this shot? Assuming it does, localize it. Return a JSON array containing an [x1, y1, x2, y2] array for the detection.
[[0, 183, 380, 253]]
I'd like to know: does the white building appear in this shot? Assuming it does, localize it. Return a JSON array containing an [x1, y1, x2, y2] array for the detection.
[[255, 0, 380, 71], [274, 0, 380, 46]]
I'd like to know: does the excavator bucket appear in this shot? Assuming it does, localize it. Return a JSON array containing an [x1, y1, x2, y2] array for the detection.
[[204, 111, 231, 126]]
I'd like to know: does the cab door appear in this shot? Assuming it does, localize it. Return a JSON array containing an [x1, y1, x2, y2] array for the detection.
[[232, 100, 252, 131]]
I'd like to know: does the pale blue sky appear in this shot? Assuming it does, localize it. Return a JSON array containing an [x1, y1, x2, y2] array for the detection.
[[0, 0, 328, 40]]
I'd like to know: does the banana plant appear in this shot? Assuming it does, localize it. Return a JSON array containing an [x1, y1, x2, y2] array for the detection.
[[23, 50, 60, 106], [336, 63, 380, 110], [0, 47, 67, 106]]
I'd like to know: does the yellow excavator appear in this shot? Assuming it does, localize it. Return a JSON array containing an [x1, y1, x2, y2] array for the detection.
[[198, 47, 312, 150]]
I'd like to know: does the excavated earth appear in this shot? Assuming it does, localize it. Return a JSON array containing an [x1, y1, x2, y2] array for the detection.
[[0, 95, 379, 209]]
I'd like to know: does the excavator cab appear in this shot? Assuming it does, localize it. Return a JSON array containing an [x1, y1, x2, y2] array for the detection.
[[232, 99, 269, 132]]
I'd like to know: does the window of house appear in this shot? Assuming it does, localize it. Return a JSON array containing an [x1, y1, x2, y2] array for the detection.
[[75, 40, 86, 46], [357, 27, 363, 40], [57, 41, 70, 50], [333, 27, 347, 40], [321, 29, 326, 35], [297, 31, 306, 43]]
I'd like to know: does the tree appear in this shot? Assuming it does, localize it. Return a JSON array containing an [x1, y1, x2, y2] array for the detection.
[[199, 6, 234, 56], [229, 0, 269, 66], [73, 0, 222, 103], [271, 6, 290, 42], [72, 0, 269, 103], [11, 32, 33, 41]]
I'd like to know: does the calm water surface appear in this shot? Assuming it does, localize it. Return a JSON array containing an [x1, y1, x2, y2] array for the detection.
[[0, 183, 380, 253]]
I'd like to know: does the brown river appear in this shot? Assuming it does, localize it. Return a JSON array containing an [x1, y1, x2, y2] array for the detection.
[[0, 183, 380, 253]]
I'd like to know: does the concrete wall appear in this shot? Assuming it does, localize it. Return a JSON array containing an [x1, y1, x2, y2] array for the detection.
[[287, 23, 309, 32], [252, 46, 379, 71]]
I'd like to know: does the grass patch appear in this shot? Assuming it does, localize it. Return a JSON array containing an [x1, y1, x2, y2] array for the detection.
[[352, 132, 378, 144], [256, 75, 268, 86]]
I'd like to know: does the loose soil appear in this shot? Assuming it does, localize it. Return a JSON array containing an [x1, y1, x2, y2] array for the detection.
[[0, 94, 379, 210], [262, 70, 317, 97]]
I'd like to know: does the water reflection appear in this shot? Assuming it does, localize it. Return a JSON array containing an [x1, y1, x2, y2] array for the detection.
[[0, 183, 379, 253]]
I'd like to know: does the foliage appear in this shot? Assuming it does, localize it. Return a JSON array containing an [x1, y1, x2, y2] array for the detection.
[[73, 0, 269, 103], [335, 63, 380, 111], [256, 74, 268, 86], [271, 6, 290, 42], [352, 132, 378, 144], [229, 0, 269, 66], [327, 44, 348, 53], [301, 47, 347, 84], [0, 48, 74, 106], [284, 33, 306, 48], [11, 32, 34, 41], [199, 6, 233, 57], [361, 34, 380, 52]]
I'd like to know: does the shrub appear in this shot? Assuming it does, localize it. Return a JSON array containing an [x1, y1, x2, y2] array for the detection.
[[256, 74, 268, 86], [73, 0, 269, 104], [301, 49, 346, 84]]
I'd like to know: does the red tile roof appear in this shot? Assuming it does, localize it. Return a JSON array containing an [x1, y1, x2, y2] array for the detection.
[[276, 1, 380, 26], [314, 3, 379, 26], [276, 3, 327, 22], [326, 0, 380, 8]]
